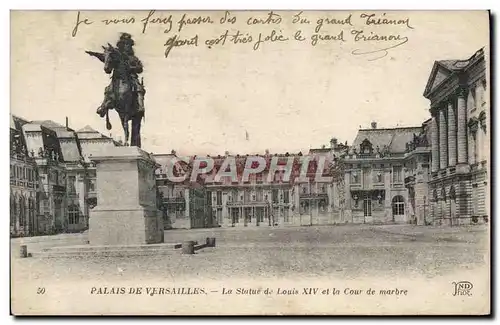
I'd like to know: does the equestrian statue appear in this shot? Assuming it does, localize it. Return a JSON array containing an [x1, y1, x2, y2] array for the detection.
[[86, 33, 146, 147]]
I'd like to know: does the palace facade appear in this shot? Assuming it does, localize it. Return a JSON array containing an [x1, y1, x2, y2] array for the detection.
[[343, 123, 427, 225], [10, 115, 122, 237], [10, 116, 39, 237], [154, 139, 350, 229], [423, 48, 489, 226], [10, 47, 488, 234]]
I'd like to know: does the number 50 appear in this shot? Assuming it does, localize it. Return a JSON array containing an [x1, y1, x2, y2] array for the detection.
[[37, 287, 45, 295]]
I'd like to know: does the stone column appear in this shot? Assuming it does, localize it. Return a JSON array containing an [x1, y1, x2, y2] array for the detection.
[[457, 89, 468, 164], [431, 115, 440, 173], [447, 100, 457, 166], [469, 132, 477, 165], [439, 108, 448, 170]]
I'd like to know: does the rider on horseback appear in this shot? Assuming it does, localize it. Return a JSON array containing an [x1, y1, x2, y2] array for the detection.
[[95, 33, 146, 118]]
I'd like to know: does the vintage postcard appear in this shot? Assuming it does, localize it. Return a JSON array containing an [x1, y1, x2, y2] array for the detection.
[[10, 10, 490, 315]]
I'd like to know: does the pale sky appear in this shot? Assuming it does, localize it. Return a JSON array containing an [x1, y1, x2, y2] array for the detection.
[[11, 10, 489, 155]]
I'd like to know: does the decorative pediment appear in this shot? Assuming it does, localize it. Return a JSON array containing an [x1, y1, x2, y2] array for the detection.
[[423, 62, 453, 98]]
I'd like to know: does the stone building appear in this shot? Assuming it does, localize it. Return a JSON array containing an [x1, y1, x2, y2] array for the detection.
[[403, 119, 432, 225], [22, 120, 67, 234], [33, 120, 89, 232], [10, 115, 122, 237], [10, 115, 39, 237], [423, 48, 489, 225], [154, 139, 349, 229], [343, 123, 424, 224]]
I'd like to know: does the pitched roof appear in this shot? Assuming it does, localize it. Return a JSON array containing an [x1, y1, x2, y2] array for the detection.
[[10, 114, 30, 130], [59, 140, 83, 162], [351, 127, 422, 154], [77, 125, 100, 133], [32, 120, 66, 129]]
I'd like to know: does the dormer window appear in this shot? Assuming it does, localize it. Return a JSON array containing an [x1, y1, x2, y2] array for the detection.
[[360, 139, 373, 155]]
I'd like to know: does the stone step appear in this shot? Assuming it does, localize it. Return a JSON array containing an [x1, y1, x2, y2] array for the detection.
[[33, 248, 181, 258], [27, 240, 212, 258], [40, 242, 179, 253]]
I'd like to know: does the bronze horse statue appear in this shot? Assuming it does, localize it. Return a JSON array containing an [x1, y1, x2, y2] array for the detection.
[[87, 42, 145, 147]]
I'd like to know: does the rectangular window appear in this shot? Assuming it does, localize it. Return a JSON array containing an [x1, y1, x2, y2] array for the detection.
[[363, 198, 372, 217], [392, 166, 403, 183], [256, 189, 263, 201], [42, 200, 50, 213], [272, 189, 279, 203], [216, 191, 222, 205], [283, 190, 290, 203], [363, 168, 370, 187], [69, 205, 79, 224], [67, 176, 76, 193]]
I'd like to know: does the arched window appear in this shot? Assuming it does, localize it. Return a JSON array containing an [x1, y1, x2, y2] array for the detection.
[[392, 195, 405, 216]]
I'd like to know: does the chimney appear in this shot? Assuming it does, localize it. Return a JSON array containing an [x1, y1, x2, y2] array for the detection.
[[371, 121, 377, 129], [65, 117, 69, 128]]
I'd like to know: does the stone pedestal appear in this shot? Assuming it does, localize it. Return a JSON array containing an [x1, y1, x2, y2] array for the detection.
[[88, 146, 164, 245]]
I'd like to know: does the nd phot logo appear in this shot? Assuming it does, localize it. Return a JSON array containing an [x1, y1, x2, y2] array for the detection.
[[452, 281, 473, 297]]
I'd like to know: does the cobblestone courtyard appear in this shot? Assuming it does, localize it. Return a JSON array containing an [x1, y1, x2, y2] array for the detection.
[[11, 224, 488, 283]]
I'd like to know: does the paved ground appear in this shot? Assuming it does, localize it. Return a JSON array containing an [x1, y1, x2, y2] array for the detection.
[[11, 224, 488, 283]]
